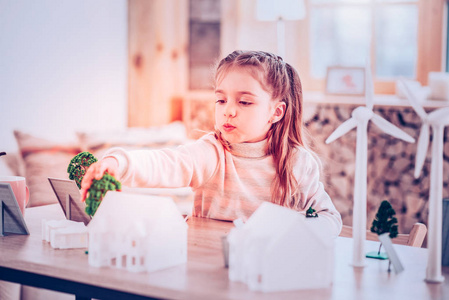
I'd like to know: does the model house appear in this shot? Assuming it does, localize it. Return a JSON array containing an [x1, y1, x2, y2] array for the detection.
[[87, 191, 187, 273], [228, 202, 334, 292]]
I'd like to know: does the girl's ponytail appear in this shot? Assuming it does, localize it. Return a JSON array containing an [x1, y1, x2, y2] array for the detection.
[[268, 62, 305, 209]]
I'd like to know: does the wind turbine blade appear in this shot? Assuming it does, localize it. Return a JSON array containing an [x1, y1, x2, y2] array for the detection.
[[414, 123, 430, 178], [428, 107, 449, 126], [398, 79, 427, 120], [371, 114, 415, 143], [325, 118, 358, 144], [365, 58, 374, 110]]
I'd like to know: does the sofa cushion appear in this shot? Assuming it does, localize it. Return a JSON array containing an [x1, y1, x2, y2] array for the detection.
[[14, 122, 191, 208], [14, 130, 81, 207], [0, 152, 24, 177], [77, 121, 189, 158]]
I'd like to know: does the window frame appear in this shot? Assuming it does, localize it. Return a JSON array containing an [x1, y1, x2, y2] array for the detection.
[[297, 0, 445, 94]]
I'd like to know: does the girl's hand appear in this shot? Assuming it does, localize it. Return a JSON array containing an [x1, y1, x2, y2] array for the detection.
[[80, 157, 119, 202]]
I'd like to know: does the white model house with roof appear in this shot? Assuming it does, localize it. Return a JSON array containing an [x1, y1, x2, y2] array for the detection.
[[227, 202, 334, 292], [87, 191, 187, 273]]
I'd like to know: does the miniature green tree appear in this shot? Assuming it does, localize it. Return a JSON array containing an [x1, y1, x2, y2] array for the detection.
[[68, 151, 122, 216], [67, 152, 98, 189], [306, 206, 318, 218], [84, 172, 121, 216], [370, 200, 398, 255]]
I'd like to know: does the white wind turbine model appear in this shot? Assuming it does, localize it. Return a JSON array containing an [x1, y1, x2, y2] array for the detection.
[[399, 79, 449, 283], [325, 61, 415, 267]]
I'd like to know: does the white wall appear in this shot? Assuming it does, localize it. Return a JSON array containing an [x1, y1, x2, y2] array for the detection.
[[0, 0, 128, 152], [221, 0, 301, 70]]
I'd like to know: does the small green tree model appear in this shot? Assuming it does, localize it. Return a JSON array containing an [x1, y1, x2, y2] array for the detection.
[[306, 206, 318, 218], [370, 200, 398, 256], [67, 151, 121, 216], [67, 152, 98, 189], [84, 172, 121, 216]]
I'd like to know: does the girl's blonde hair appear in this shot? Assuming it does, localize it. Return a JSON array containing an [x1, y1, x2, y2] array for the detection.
[[214, 50, 306, 209]]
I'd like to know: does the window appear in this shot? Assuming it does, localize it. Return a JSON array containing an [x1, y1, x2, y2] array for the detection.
[[189, 0, 221, 90], [302, 0, 444, 93]]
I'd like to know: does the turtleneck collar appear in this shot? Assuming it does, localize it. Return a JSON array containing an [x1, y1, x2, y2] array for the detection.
[[228, 139, 269, 158]]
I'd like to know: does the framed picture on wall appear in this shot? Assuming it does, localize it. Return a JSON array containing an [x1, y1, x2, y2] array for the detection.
[[325, 66, 365, 96]]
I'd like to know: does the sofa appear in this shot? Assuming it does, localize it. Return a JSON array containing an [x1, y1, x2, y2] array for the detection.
[[0, 121, 194, 300]]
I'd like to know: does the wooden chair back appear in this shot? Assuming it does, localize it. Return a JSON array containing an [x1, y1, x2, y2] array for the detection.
[[339, 222, 427, 247]]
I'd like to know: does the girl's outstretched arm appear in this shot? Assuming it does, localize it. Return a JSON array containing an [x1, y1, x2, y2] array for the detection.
[[99, 133, 221, 190]]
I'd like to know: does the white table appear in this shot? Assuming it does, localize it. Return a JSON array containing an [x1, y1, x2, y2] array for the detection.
[[0, 204, 448, 299]]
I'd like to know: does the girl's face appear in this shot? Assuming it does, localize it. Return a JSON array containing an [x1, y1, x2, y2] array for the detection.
[[214, 68, 285, 144]]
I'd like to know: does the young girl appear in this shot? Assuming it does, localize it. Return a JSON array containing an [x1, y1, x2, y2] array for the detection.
[[81, 50, 342, 237]]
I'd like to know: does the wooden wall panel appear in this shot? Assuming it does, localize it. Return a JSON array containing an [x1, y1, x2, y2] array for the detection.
[[417, 0, 445, 85], [128, 0, 188, 127]]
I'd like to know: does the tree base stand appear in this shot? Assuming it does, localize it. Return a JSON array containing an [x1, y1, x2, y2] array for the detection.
[[366, 251, 388, 260]]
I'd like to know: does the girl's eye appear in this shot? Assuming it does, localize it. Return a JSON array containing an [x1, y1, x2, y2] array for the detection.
[[239, 101, 252, 106], [216, 99, 226, 104]]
